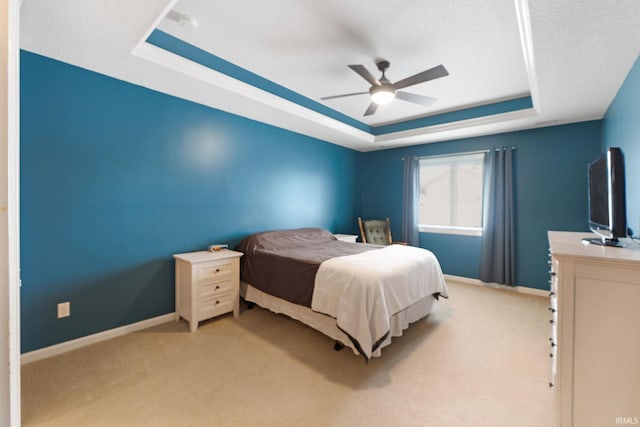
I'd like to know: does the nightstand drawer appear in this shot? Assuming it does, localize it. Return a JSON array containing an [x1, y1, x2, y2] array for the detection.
[[199, 294, 234, 319], [198, 261, 233, 284], [199, 279, 234, 298]]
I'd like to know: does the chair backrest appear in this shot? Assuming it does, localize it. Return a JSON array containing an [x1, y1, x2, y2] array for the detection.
[[357, 217, 393, 245]]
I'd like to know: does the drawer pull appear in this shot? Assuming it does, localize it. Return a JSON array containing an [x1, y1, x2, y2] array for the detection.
[[548, 307, 556, 313], [549, 291, 555, 297], [215, 300, 220, 305], [215, 285, 220, 290], [550, 353, 553, 358], [549, 382, 554, 388], [549, 319, 554, 324], [551, 342, 556, 347], [215, 268, 220, 273], [548, 270, 556, 276]]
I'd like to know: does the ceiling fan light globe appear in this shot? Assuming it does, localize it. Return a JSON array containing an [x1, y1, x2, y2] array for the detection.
[[370, 86, 395, 105]]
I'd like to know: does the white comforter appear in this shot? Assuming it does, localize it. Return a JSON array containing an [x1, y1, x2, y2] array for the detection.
[[311, 244, 448, 361]]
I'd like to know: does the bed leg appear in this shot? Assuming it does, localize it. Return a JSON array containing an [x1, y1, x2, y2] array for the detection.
[[245, 301, 254, 310], [334, 341, 345, 351]]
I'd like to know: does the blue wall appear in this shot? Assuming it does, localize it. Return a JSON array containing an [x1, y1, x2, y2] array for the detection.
[[358, 121, 602, 289], [20, 48, 609, 352], [20, 51, 359, 352], [603, 55, 640, 235]]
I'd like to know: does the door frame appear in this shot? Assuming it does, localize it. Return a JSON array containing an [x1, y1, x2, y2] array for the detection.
[[1, 0, 21, 425]]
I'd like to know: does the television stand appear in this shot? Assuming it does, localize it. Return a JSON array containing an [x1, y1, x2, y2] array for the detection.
[[581, 237, 625, 247]]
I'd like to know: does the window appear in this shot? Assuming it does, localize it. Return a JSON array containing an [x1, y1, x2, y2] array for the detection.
[[418, 152, 485, 236]]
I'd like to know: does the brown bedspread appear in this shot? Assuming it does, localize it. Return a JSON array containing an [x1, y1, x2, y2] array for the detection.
[[235, 228, 379, 307]]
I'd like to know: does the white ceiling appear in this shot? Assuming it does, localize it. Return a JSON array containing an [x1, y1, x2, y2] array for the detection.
[[157, 0, 530, 127], [19, 0, 640, 151]]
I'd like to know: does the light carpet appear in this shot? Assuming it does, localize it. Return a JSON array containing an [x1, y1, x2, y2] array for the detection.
[[21, 281, 553, 426]]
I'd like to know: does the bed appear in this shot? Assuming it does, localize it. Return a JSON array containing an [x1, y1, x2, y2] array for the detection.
[[235, 228, 448, 361]]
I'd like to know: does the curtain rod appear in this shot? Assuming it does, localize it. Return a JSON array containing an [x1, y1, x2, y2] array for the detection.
[[402, 147, 515, 161]]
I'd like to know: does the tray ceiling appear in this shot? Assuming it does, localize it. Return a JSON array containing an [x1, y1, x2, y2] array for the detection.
[[19, 0, 640, 151]]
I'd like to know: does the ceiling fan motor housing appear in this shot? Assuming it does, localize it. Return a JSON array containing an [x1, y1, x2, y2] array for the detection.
[[370, 60, 395, 104]]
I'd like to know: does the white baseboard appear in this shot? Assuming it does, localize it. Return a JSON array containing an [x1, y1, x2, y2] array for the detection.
[[21, 313, 176, 365], [21, 276, 546, 364], [444, 274, 548, 298]]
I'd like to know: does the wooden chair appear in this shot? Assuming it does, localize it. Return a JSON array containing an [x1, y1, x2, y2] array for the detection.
[[357, 217, 405, 245]]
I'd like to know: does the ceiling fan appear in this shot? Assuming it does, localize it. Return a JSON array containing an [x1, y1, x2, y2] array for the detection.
[[321, 60, 449, 116]]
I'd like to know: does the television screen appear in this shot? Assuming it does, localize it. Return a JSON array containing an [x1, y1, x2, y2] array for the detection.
[[586, 147, 626, 246], [588, 155, 610, 229]]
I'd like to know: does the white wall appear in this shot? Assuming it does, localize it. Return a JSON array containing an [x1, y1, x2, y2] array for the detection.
[[0, 0, 21, 425]]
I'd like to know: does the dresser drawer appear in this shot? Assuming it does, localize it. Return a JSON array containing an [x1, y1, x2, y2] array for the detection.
[[197, 261, 233, 284], [550, 340, 557, 387], [199, 293, 234, 320]]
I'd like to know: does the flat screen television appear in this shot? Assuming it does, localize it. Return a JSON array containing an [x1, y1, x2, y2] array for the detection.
[[584, 147, 627, 247]]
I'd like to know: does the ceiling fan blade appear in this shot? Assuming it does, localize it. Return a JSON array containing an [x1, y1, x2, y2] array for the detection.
[[348, 64, 381, 86], [393, 64, 449, 90], [395, 91, 438, 107], [364, 102, 378, 116], [320, 91, 369, 101]]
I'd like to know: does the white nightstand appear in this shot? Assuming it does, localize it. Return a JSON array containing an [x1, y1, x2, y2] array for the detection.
[[173, 249, 243, 332], [334, 233, 358, 243]]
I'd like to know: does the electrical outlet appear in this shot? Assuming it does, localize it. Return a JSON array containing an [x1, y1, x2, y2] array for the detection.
[[57, 302, 70, 318]]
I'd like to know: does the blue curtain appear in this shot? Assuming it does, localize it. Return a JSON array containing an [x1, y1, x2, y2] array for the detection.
[[479, 148, 515, 285], [402, 156, 420, 246]]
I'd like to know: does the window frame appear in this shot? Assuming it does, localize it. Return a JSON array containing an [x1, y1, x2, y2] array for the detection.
[[417, 152, 485, 237]]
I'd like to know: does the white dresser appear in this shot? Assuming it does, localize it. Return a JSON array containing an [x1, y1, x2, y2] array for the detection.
[[548, 231, 640, 426], [174, 249, 243, 332]]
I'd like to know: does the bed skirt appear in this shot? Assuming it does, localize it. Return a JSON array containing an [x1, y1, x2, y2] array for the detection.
[[240, 281, 436, 358]]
